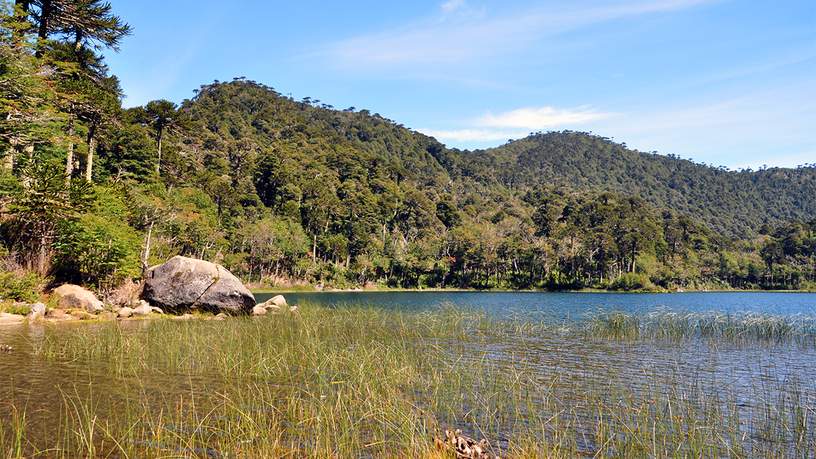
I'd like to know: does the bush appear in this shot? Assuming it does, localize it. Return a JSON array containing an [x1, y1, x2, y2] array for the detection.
[[609, 272, 652, 291], [53, 213, 141, 287], [0, 271, 42, 302]]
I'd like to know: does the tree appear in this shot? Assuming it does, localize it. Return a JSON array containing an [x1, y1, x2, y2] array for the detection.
[[142, 99, 178, 176], [26, 0, 131, 56], [5, 160, 92, 274]]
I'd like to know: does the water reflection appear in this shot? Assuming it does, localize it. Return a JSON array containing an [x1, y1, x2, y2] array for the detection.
[[264, 291, 816, 319]]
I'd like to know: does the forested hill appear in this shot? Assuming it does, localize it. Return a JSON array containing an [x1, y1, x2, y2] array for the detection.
[[183, 82, 816, 239], [449, 132, 816, 238], [3, 0, 815, 293], [182, 81, 452, 194]]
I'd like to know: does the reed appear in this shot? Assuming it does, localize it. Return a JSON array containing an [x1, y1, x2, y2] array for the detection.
[[586, 309, 816, 344], [1, 304, 814, 457]]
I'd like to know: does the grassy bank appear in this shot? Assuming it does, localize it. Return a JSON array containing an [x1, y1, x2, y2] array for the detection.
[[1, 305, 815, 457]]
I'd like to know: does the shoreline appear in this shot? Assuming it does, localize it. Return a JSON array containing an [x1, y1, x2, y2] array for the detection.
[[252, 287, 816, 294]]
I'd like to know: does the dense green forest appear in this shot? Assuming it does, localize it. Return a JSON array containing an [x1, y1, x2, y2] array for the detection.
[[1, 1, 814, 299], [453, 132, 816, 238]]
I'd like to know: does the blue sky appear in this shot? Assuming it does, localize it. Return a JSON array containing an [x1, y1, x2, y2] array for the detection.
[[104, 0, 815, 169]]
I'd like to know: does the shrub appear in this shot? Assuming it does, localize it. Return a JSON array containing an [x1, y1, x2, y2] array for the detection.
[[0, 271, 42, 302], [53, 213, 141, 287], [609, 272, 652, 291]]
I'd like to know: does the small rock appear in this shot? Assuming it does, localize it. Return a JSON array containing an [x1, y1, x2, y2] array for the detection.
[[269, 295, 287, 306], [263, 303, 281, 313], [214, 313, 228, 321], [258, 294, 286, 312], [132, 304, 152, 316], [28, 302, 47, 321], [150, 306, 164, 315], [117, 307, 134, 318], [0, 344, 12, 352], [172, 313, 194, 321], [252, 306, 267, 316], [53, 284, 104, 314]]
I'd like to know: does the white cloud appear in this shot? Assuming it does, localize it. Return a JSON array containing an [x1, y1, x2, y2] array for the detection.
[[417, 128, 527, 143], [418, 105, 611, 143], [578, 82, 816, 167], [477, 106, 611, 129], [441, 0, 466, 13], [418, 80, 816, 167], [316, 0, 714, 69]]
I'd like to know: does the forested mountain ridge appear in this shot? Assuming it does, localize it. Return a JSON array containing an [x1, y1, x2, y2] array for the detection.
[[1, 0, 814, 295], [180, 81, 816, 240], [448, 132, 816, 238]]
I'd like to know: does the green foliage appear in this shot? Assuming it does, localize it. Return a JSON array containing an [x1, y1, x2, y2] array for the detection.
[[0, 271, 42, 302], [52, 187, 141, 285], [457, 131, 816, 238], [0, 2, 813, 292], [609, 273, 653, 291]]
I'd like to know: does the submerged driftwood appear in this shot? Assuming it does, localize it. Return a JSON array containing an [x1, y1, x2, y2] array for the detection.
[[434, 429, 499, 459]]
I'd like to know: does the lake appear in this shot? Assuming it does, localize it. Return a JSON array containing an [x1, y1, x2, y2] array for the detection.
[[258, 291, 816, 320], [2, 291, 816, 456]]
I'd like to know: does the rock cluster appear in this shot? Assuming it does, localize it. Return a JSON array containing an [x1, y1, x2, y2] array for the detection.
[[1, 257, 295, 325]]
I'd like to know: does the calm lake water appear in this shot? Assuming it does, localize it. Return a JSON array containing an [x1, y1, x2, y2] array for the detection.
[[258, 291, 816, 320], [2, 292, 816, 455]]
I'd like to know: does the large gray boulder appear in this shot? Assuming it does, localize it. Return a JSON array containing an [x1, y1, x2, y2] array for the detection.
[[141, 256, 255, 315]]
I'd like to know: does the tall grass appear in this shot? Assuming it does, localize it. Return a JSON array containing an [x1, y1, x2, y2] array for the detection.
[[586, 309, 816, 344], [1, 304, 815, 457]]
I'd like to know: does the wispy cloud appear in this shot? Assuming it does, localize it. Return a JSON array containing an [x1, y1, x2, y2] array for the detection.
[[419, 79, 816, 168], [441, 0, 466, 13], [478, 106, 611, 129], [418, 105, 611, 143], [317, 0, 714, 69], [417, 128, 526, 143]]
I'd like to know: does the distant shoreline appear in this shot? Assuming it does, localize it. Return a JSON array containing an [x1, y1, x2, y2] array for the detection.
[[252, 287, 816, 294]]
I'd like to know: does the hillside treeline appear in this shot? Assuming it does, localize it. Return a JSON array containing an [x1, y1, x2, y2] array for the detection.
[[1, 1, 814, 298]]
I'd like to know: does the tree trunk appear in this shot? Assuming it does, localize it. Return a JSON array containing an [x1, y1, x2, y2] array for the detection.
[[37, 230, 48, 275], [141, 220, 154, 277], [85, 124, 96, 182], [65, 121, 74, 183], [35, 0, 51, 56], [155, 128, 163, 175], [73, 27, 83, 52], [312, 234, 317, 264]]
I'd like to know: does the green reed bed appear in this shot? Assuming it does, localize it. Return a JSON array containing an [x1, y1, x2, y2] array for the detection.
[[586, 310, 816, 344], [1, 304, 815, 457]]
